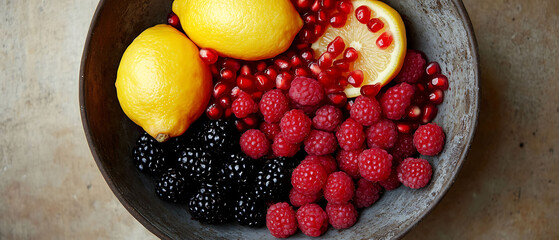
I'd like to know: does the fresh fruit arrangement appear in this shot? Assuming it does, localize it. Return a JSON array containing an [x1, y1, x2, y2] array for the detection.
[[117, 0, 451, 238]]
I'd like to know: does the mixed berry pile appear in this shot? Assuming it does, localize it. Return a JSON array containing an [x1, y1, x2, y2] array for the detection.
[[132, 0, 451, 238]]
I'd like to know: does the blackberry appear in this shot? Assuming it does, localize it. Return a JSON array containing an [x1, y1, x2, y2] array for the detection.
[[233, 187, 266, 227], [199, 119, 238, 154], [133, 132, 170, 175], [255, 158, 292, 202], [166, 118, 206, 157], [155, 168, 191, 203], [188, 183, 232, 224], [176, 146, 220, 184], [222, 153, 260, 189]]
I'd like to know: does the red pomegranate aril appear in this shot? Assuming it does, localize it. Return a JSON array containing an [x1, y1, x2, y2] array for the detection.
[[366, 18, 384, 33], [223, 108, 233, 119], [330, 12, 348, 28], [407, 105, 422, 119], [286, 50, 297, 59], [355, 6, 372, 24], [300, 48, 315, 61], [333, 59, 350, 72], [327, 36, 346, 58], [313, 23, 326, 38], [422, 104, 438, 124], [296, 43, 311, 50], [264, 66, 279, 80], [243, 114, 260, 129], [251, 91, 263, 101], [343, 47, 359, 62], [199, 48, 219, 65], [274, 57, 291, 70], [295, 0, 312, 11], [299, 27, 316, 44], [337, 0, 353, 14], [347, 70, 364, 87], [325, 67, 342, 78], [328, 92, 348, 107], [222, 58, 241, 72], [317, 9, 329, 23], [167, 12, 180, 29], [429, 89, 444, 105], [290, 55, 304, 68], [325, 84, 344, 94], [338, 77, 349, 88], [303, 12, 317, 25], [376, 32, 393, 49], [345, 99, 355, 111], [397, 122, 412, 134], [209, 64, 219, 77], [206, 103, 222, 120], [236, 75, 256, 92], [217, 95, 232, 109], [276, 71, 294, 90], [220, 68, 236, 82], [311, 0, 321, 12], [230, 86, 242, 99], [318, 52, 334, 69], [294, 67, 311, 77], [235, 119, 247, 132], [318, 72, 336, 87], [255, 73, 274, 91], [256, 61, 267, 72], [412, 83, 428, 105], [429, 74, 449, 90], [321, 0, 335, 9], [240, 64, 252, 76], [426, 62, 441, 76], [213, 81, 230, 98], [360, 83, 381, 97], [309, 61, 322, 76]]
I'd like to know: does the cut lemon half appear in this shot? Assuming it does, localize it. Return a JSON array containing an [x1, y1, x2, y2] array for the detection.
[[311, 0, 407, 98]]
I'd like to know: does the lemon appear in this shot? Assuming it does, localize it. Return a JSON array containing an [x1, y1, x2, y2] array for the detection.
[[172, 0, 303, 61], [312, 0, 407, 98], [116, 24, 212, 142]]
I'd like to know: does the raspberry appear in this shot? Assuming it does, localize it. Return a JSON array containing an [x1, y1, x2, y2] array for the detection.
[[354, 178, 383, 208], [232, 92, 257, 118], [379, 160, 401, 190], [291, 162, 328, 195], [324, 171, 355, 204], [296, 204, 329, 237], [350, 96, 381, 126], [394, 50, 427, 84], [266, 202, 298, 238], [289, 188, 322, 207], [380, 82, 415, 120], [272, 132, 300, 157], [358, 148, 393, 182], [260, 122, 281, 141], [304, 130, 338, 156], [313, 105, 343, 132], [397, 158, 432, 189], [259, 89, 290, 123], [391, 133, 416, 161], [288, 76, 324, 106], [325, 202, 358, 229], [239, 129, 270, 159], [336, 118, 365, 151], [366, 119, 398, 149], [336, 149, 362, 178], [301, 155, 337, 175], [280, 109, 312, 144], [413, 123, 445, 156]]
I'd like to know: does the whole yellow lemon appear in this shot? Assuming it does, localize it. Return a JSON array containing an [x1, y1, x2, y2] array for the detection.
[[115, 24, 212, 142], [172, 0, 303, 61]]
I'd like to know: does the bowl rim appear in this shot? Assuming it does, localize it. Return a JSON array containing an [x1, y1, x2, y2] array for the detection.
[[79, 0, 480, 239]]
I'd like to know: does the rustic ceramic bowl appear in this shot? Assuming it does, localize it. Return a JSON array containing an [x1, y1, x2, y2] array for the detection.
[[80, 0, 479, 239]]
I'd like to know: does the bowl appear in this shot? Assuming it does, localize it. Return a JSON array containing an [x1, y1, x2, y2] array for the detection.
[[79, 0, 479, 239]]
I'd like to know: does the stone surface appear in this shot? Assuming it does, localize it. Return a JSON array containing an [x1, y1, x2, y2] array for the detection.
[[0, 0, 557, 240]]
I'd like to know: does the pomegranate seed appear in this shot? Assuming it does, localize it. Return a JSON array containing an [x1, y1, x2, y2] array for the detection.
[[251, 91, 263, 101], [209, 64, 219, 77], [308, 61, 322, 76], [325, 67, 341, 78], [223, 108, 233, 119], [317, 9, 329, 23], [222, 58, 241, 72], [199, 48, 219, 65], [421, 104, 438, 124], [274, 57, 291, 70], [243, 114, 260, 129], [355, 6, 371, 24], [236, 75, 256, 92], [337, 0, 353, 14], [285, 50, 297, 59], [303, 12, 318, 25], [333, 59, 350, 72], [318, 52, 334, 69], [313, 23, 326, 38], [300, 48, 315, 61], [296, 43, 311, 50], [311, 0, 321, 12], [295, 0, 312, 11], [230, 86, 242, 99], [325, 83, 344, 94], [264, 66, 279, 80], [213, 81, 230, 98], [220, 68, 236, 82], [255, 73, 274, 91], [256, 61, 267, 72], [294, 67, 311, 77], [343, 47, 359, 62], [360, 83, 381, 97], [367, 18, 384, 33], [276, 71, 294, 90], [167, 12, 180, 29], [429, 89, 445, 105], [327, 92, 348, 107], [240, 64, 252, 76], [235, 119, 247, 132], [330, 12, 347, 28], [299, 27, 316, 44], [426, 62, 441, 76], [429, 74, 449, 90], [397, 122, 412, 134], [318, 72, 336, 87], [407, 105, 422, 119], [376, 32, 393, 49], [412, 83, 428, 105], [321, 0, 335, 9], [345, 99, 355, 111], [347, 70, 364, 87], [206, 103, 222, 120], [338, 76, 349, 87], [327, 36, 346, 58], [217, 95, 232, 109], [290, 55, 304, 68]]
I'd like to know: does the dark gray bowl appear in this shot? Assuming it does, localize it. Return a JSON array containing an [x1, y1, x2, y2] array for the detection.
[[80, 0, 479, 239]]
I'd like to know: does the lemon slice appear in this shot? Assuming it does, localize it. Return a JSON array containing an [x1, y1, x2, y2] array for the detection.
[[311, 0, 407, 98]]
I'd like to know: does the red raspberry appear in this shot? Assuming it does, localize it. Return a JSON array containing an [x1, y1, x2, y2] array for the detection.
[[336, 118, 365, 151], [336, 149, 362, 178], [380, 82, 415, 120], [304, 130, 338, 156], [266, 202, 298, 238], [313, 105, 343, 132], [379, 161, 402, 190], [260, 122, 280, 140], [350, 96, 381, 126], [324, 171, 355, 204], [397, 158, 432, 189], [366, 119, 398, 149], [289, 188, 322, 207], [239, 129, 270, 159], [291, 100, 322, 115], [291, 162, 328, 195], [413, 123, 445, 156], [296, 204, 329, 237], [301, 155, 337, 175], [394, 50, 427, 84], [259, 89, 290, 123], [325, 202, 358, 229], [288, 76, 324, 106], [280, 109, 312, 144], [354, 178, 382, 208], [272, 132, 300, 157], [231, 92, 257, 118], [391, 133, 416, 161], [358, 148, 393, 182]]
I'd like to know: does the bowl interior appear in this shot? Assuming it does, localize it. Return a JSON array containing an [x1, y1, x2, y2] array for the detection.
[[80, 0, 479, 239]]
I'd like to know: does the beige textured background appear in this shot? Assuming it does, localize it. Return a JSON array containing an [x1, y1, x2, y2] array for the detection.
[[1, 0, 558, 239]]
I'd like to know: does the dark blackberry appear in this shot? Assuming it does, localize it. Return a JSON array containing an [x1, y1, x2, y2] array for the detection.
[[188, 182, 232, 224], [254, 158, 292, 202], [155, 168, 192, 203], [176, 146, 220, 184], [199, 119, 239, 154], [166, 119, 206, 157], [133, 132, 170, 175], [233, 187, 266, 227], [222, 153, 260, 188]]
